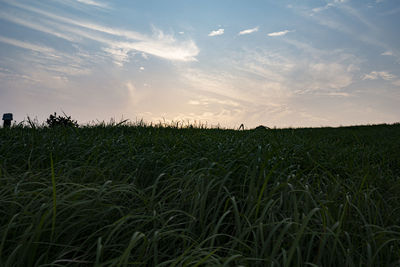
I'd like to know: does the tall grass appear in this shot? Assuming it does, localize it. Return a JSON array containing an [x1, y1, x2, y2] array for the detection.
[[0, 123, 399, 266]]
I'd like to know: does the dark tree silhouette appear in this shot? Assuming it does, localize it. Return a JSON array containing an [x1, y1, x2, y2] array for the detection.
[[46, 112, 78, 128]]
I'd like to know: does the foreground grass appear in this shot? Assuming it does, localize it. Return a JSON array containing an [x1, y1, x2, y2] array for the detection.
[[0, 123, 400, 266]]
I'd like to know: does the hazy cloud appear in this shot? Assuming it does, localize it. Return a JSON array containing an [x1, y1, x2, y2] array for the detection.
[[381, 51, 393, 56], [363, 71, 396, 81], [208, 28, 224, 37], [297, 63, 353, 93], [238, 27, 259, 35], [233, 45, 356, 98], [326, 92, 350, 97], [188, 100, 200, 105]]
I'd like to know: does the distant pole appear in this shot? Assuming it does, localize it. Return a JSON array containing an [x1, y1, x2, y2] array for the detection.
[[2, 113, 13, 128]]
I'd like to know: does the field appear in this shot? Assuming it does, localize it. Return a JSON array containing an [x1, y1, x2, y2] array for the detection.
[[1, 123, 400, 266]]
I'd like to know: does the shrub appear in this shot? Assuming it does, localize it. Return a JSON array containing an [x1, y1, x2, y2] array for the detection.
[[46, 112, 78, 128]]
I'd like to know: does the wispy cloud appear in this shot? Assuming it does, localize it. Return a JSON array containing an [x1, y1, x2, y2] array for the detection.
[[382, 6, 400, 15], [312, 3, 334, 13], [326, 92, 350, 97], [363, 71, 396, 81], [0, 11, 76, 42], [233, 44, 356, 99], [109, 37, 199, 64], [178, 68, 288, 127], [238, 27, 259, 35], [295, 0, 400, 63], [188, 97, 240, 107], [208, 28, 224, 37], [312, 0, 346, 13], [0, 35, 93, 77], [178, 65, 343, 127], [267, 30, 292, 37], [0, 35, 55, 54], [1, 1, 199, 65], [76, 0, 109, 8], [0, 67, 40, 84]]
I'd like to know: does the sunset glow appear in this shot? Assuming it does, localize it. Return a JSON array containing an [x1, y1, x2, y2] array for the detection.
[[0, 0, 399, 128]]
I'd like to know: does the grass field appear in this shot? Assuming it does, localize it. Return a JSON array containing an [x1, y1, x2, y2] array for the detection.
[[1, 123, 400, 266]]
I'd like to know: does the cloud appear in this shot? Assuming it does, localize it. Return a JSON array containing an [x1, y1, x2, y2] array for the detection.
[[178, 66, 345, 128], [170, 40, 359, 127], [267, 30, 292, 37], [208, 29, 224, 37], [326, 92, 350, 97], [0, 35, 93, 78], [75, 0, 109, 8], [0, 35, 56, 54], [297, 1, 400, 63], [191, 97, 241, 107], [382, 6, 400, 15], [2, 0, 199, 65], [381, 51, 393, 56], [188, 100, 200, 105], [233, 45, 356, 98], [306, 63, 353, 90], [0, 11, 76, 42], [286, 62, 354, 96], [0, 67, 40, 84], [102, 47, 132, 66], [110, 37, 199, 63], [238, 27, 259, 35], [178, 68, 284, 127], [312, 3, 334, 13], [363, 71, 396, 81], [312, 0, 346, 13]]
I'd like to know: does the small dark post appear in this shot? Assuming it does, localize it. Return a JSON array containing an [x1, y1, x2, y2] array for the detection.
[[2, 113, 13, 128]]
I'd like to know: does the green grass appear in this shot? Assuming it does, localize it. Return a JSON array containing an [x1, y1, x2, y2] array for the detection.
[[0, 123, 400, 266]]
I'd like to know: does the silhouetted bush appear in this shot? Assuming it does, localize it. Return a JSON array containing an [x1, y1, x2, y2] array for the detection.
[[46, 112, 78, 128], [254, 125, 270, 130]]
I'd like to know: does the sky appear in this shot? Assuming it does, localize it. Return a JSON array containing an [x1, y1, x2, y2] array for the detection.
[[0, 0, 399, 128]]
